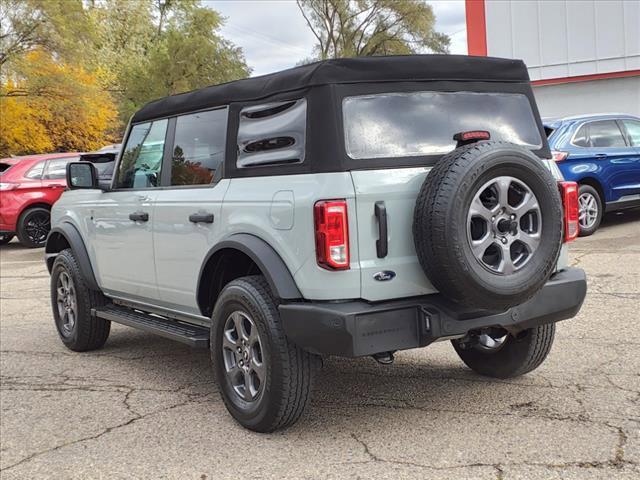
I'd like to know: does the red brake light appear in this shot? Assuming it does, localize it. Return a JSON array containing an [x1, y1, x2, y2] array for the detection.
[[453, 130, 491, 142], [559, 181, 579, 242], [314, 200, 350, 270], [552, 151, 569, 162]]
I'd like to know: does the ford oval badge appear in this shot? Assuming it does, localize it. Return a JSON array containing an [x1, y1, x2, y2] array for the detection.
[[373, 270, 396, 282]]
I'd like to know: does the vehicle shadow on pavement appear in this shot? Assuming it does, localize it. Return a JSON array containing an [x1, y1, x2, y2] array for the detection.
[[97, 327, 549, 430], [600, 208, 640, 230]]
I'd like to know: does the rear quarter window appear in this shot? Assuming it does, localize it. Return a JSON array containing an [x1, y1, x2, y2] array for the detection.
[[343, 91, 542, 160], [237, 99, 306, 168]]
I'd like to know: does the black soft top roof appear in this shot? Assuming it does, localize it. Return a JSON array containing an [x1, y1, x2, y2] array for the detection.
[[132, 55, 530, 123]]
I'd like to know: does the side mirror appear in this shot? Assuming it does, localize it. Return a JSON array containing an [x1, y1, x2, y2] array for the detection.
[[66, 162, 100, 190]]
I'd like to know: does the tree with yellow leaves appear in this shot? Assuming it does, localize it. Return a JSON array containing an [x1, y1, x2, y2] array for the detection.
[[0, 50, 117, 157]]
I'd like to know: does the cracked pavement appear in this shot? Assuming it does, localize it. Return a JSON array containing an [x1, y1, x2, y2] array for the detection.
[[1, 209, 639, 479]]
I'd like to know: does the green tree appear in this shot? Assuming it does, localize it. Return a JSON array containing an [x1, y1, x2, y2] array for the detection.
[[296, 0, 449, 59], [116, 2, 250, 120], [1, 0, 250, 152]]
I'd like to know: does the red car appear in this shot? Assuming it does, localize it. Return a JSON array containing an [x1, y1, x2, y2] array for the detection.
[[0, 153, 80, 247]]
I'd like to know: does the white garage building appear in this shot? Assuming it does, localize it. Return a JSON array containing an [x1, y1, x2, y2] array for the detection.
[[465, 0, 640, 118]]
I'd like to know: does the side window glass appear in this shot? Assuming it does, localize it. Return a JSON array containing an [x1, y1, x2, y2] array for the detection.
[[237, 99, 306, 168], [171, 108, 227, 186], [588, 120, 626, 148], [25, 161, 45, 179], [572, 125, 589, 147], [622, 120, 640, 146], [45, 157, 78, 180], [116, 119, 168, 189]]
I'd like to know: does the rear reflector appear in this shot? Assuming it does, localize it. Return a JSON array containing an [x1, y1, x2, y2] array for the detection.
[[314, 200, 350, 270], [559, 181, 579, 242], [552, 151, 569, 162], [453, 130, 491, 142]]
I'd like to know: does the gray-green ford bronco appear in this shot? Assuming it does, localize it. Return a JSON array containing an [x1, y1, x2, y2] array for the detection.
[[46, 55, 587, 432]]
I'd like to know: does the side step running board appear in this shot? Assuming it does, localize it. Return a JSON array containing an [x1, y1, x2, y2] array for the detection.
[[93, 304, 210, 348]]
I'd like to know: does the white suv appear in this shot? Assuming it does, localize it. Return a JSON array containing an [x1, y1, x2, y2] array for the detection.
[[46, 55, 587, 432]]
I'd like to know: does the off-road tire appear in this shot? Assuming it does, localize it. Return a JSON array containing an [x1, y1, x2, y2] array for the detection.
[[17, 207, 50, 248], [211, 275, 318, 432], [453, 324, 555, 378], [577, 184, 603, 237], [413, 141, 563, 310], [51, 248, 110, 351]]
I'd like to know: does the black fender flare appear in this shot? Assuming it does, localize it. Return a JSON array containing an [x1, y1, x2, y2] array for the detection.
[[45, 223, 100, 291], [198, 233, 301, 307]]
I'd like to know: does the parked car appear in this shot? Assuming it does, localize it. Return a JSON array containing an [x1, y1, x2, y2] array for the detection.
[[0, 153, 80, 247], [545, 114, 640, 236], [46, 55, 586, 432], [79, 145, 119, 184]]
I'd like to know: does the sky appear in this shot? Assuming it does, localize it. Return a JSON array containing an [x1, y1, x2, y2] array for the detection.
[[203, 1, 467, 77]]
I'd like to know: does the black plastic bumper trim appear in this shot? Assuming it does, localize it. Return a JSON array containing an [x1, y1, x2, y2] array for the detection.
[[279, 267, 587, 357]]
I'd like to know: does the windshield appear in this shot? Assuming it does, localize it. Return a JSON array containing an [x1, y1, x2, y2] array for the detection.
[[343, 91, 542, 160]]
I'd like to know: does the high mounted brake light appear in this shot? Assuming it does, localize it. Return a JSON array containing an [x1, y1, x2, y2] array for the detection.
[[314, 200, 350, 270], [453, 130, 491, 142], [559, 181, 579, 242]]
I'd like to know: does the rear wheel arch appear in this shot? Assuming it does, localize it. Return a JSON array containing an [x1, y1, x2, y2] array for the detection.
[[197, 234, 301, 317], [578, 177, 606, 204], [45, 223, 100, 291], [20, 202, 52, 214]]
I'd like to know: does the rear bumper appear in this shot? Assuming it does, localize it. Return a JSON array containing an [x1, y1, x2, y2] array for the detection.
[[279, 267, 587, 357]]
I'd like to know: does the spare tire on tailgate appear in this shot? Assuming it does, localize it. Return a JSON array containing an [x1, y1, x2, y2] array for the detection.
[[413, 141, 563, 310]]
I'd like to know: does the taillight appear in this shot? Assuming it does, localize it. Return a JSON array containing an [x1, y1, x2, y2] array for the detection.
[[314, 200, 350, 270], [552, 151, 569, 162], [559, 181, 579, 242]]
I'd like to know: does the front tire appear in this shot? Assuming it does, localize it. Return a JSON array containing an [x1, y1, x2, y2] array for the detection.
[[577, 184, 602, 237], [17, 207, 50, 248], [452, 324, 555, 378], [51, 249, 110, 351], [211, 275, 317, 432]]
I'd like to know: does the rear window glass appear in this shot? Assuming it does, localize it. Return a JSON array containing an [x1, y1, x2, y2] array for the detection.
[[343, 92, 542, 160], [0, 163, 12, 174]]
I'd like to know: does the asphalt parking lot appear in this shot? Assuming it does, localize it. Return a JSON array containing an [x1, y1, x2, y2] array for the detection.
[[1, 210, 639, 479]]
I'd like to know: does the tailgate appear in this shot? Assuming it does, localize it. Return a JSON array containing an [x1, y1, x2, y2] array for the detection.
[[351, 167, 438, 301]]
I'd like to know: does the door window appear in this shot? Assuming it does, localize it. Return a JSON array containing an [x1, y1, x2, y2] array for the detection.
[[45, 157, 78, 179], [622, 120, 640, 147], [170, 108, 227, 186], [587, 121, 626, 148], [115, 119, 168, 189]]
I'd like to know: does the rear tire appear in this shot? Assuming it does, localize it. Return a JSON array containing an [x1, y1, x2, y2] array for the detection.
[[51, 249, 110, 351], [577, 184, 602, 237], [452, 324, 555, 378], [17, 207, 50, 248], [211, 275, 318, 432]]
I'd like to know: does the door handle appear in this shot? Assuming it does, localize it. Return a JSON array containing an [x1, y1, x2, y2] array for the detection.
[[374, 201, 388, 258], [49, 184, 65, 188], [129, 211, 149, 222], [595, 153, 608, 159], [189, 212, 214, 224]]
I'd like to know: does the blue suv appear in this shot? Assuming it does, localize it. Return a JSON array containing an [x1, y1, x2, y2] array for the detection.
[[545, 114, 640, 236]]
